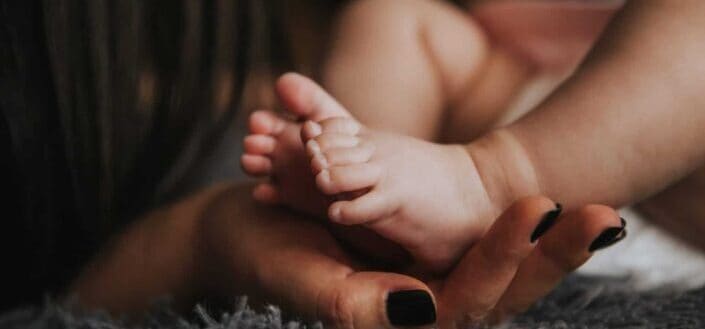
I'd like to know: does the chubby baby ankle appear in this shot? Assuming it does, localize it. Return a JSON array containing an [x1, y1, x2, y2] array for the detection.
[[464, 129, 541, 215]]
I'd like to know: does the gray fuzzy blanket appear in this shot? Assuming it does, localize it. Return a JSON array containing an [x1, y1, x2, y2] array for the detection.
[[2, 275, 704, 329]]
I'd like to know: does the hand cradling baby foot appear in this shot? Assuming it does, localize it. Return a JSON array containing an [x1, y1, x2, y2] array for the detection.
[[245, 73, 504, 274]]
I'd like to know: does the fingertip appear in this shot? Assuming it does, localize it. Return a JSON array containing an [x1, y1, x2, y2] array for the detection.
[[575, 204, 623, 231]]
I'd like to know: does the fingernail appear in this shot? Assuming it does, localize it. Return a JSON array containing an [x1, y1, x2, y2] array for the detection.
[[387, 290, 436, 327], [530, 203, 562, 242], [589, 217, 627, 252]]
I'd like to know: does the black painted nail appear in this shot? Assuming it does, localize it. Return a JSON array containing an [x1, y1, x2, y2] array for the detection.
[[589, 217, 627, 252], [530, 203, 563, 242], [387, 290, 436, 327]]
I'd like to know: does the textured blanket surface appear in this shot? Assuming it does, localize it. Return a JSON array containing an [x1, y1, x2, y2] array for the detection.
[[2, 275, 704, 329]]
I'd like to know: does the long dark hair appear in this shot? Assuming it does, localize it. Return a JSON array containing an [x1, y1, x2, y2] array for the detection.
[[0, 0, 286, 310]]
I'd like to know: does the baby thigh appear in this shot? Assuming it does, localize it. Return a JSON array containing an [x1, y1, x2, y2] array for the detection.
[[322, 0, 488, 141]]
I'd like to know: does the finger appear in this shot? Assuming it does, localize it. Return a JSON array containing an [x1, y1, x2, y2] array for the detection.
[[209, 185, 436, 328], [243, 212, 435, 328], [317, 272, 437, 329], [491, 205, 626, 321], [437, 196, 559, 327]]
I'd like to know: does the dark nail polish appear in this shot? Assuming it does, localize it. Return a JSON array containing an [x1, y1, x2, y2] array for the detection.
[[589, 217, 627, 252], [387, 290, 436, 327], [530, 203, 563, 242]]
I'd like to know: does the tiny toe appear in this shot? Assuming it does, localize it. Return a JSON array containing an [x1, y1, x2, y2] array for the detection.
[[318, 117, 361, 136], [243, 135, 276, 155], [314, 133, 360, 151], [241, 154, 272, 176], [329, 191, 396, 225], [276, 73, 352, 121], [252, 183, 280, 204], [306, 139, 323, 158], [316, 163, 381, 195], [322, 142, 375, 167], [310, 153, 329, 173], [302, 120, 323, 141], [248, 110, 287, 135]]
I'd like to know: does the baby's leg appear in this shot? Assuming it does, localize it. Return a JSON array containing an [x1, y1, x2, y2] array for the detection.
[[321, 0, 489, 140]]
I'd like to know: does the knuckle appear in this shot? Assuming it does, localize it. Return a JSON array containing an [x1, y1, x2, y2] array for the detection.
[[458, 309, 491, 329], [537, 242, 584, 274], [322, 289, 356, 329]]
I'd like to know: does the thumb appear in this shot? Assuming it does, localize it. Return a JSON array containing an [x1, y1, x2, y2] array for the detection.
[[316, 271, 437, 329]]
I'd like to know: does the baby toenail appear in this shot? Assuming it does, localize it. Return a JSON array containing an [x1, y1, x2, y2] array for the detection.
[[306, 140, 321, 156], [329, 205, 342, 222], [312, 154, 328, 170], [305, 120, 322, 137], [319, 170, 331, 183]]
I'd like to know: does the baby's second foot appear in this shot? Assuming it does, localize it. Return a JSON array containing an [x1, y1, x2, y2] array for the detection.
[[241, 73, 351, 217], [292, 83, 502, 273]]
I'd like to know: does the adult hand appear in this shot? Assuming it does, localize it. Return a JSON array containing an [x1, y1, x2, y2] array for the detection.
[[203, 186, 626, 328]]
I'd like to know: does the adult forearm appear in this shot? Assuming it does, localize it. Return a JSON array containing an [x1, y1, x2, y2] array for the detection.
[[67, 184, 233, 315], [501, 0, 705, 208]]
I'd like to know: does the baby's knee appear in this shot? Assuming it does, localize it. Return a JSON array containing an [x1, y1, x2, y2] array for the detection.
[[334, 0, 426, 39], [334, 0, 488, 92]]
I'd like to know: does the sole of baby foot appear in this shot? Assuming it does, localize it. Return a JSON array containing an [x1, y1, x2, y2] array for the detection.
[[241, 109, 331, 217], [240, 72, 365, 217], [305, 117, 500, 274], [275, 73, 512, 274]]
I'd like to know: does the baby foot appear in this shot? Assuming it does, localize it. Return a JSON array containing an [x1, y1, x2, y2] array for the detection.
[[292, 81, 501, 273], [241, 73, 351, 216]]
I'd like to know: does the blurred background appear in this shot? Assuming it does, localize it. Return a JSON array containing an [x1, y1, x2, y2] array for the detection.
[[2, 0, 704, 314]]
